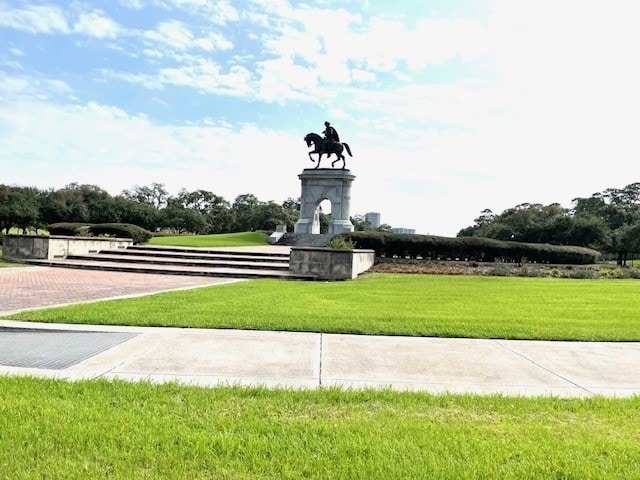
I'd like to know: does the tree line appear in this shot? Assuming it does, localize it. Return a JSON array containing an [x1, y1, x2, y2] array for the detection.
[[458, 182, 640, 265], [0, 182, 301, 235]]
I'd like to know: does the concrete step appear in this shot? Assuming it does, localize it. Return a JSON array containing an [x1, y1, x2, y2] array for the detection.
[[101, 248, 290, 264], [68, 253, 290, 271], [24, 258, 315, 280], [22, 244, 315, 280], [126, 245, 291, 258]]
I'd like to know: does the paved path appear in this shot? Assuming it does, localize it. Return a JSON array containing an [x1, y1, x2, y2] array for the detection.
[[1, 265, 639, 397], [0, 266, 240, 315]]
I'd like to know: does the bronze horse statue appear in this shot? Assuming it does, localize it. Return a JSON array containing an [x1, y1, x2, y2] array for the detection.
[[304, 132, 353, 169]]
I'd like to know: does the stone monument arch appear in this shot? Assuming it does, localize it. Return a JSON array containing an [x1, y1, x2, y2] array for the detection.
[[294, 169, 355, 235]]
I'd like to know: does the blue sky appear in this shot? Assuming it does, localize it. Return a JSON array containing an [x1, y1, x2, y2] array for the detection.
[[1, 0, 639, 236]]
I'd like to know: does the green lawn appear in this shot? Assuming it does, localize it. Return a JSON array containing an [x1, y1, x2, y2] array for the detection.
[[1, 377, 639, 479], [149, 231, 269, 247], [6, 274, 640, 341]]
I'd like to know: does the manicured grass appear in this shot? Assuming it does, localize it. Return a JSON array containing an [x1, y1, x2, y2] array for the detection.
[[149, 231, 268, 247], [7, 274, 640, 341], [1, 377, 639, 479]]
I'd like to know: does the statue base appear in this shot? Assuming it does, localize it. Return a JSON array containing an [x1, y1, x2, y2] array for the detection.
[[294, 168, 355, 235]]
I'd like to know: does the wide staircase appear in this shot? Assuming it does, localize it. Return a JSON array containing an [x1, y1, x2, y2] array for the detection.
[[26, 245, 314, 280]]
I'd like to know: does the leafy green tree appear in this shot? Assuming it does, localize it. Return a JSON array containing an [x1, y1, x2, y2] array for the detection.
[[572, 182, 640, 262], [70, 184, 117, 223], [0, 185, 12, 233], [39, 186, 89, 225], [350, 214, 373, 231], [0, 185, 40, 233], [281, 197, 300, 231], [121, 182, 169, 209], [251, 202, 291, 231], [175, 189, 233, 233], [113, 196, 159, 231], [567, 215, 610, 249], [231, 193, 260, 232], [159, 203, 208, 234]]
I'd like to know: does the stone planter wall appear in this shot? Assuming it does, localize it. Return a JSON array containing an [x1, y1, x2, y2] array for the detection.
[[289, 246, 375, 280], [2, 234, 133, 261]]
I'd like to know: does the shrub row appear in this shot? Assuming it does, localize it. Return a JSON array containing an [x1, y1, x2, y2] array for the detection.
[[48, 222, 152, 244], [340, 232, 601, 265]]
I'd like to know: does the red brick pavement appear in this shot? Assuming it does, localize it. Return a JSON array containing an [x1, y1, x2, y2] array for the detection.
[[0, 266, 237, 314]]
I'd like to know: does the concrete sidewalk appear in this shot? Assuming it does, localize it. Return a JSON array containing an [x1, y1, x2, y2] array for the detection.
[[1, 265, 639, 397], [1, 320, 639, 397]]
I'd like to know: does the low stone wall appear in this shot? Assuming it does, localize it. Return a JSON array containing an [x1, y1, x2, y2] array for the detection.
[[289, 247, 376, 280], [2, 234, 133, 261]]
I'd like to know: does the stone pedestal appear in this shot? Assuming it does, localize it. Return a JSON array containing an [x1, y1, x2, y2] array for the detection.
[[294, 169, 355, 235]]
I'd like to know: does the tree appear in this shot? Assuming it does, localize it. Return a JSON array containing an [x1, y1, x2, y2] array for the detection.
[[159, 203, 208, 234], [113, 196, 159, 231], [121, 182, 169, 209], [572, 182, 640, 257], [231, 193, 260, 232], [0, 185, 40, 233], [281, 198, 300, 232], [175, 189, 233, 233], [252, 202, 290, 231], [350, 214, 373, 231], [39, 186, 89, 225]]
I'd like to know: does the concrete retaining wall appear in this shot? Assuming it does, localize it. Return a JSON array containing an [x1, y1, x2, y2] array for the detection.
[[289, 247, 375, 280], [3, 234, 133, 261]]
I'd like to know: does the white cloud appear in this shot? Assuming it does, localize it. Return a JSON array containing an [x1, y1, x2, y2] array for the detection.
[[256, 58, 319, 102], [193, 32, 233, 51], [0, 98, 301, 204], [0, 72, 73, 100], [4, 0, 640, 237], [142, 20, 233, 53], [0, 3, 69, 34], [144, 20, 194, 50], [119, 0, 144, 9], [143, 48, 164, 59], [351, 69, 376, 83], [74, 11, 121, 39], [157, 59, 253, 95]]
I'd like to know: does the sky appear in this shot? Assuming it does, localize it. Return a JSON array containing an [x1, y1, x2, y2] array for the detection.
[[1, 0, 639, 236]]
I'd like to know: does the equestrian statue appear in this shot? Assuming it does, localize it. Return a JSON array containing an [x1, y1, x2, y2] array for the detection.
[[304, 121, 353, 169]]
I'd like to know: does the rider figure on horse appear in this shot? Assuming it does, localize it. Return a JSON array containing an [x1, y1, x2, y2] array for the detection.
[[322, 121, 340, 154]]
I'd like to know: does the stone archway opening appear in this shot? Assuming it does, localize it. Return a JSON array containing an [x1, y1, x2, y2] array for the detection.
[[294, 169, 355, 235], [317, 199, 331, 234]]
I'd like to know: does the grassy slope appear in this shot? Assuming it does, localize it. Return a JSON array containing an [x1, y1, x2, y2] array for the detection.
[[7, 274, 640, 341], [148, 231, 268, 247], [1, 377, 639, 479]]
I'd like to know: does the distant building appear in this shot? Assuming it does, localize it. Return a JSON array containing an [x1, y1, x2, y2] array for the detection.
[[365, 212, 381, 229], [392, 227, 416, 234]]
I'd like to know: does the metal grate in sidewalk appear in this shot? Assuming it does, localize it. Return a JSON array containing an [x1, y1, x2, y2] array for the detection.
[[0, 327, 139, 370]]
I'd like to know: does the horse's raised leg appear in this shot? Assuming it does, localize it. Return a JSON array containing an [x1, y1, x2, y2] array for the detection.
[[332, 154, 346, 169]]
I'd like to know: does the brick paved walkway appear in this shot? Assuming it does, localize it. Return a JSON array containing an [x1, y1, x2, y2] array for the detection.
[[0, 266, 239, 314]]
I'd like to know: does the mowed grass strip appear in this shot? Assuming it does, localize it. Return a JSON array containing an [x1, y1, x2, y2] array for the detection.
[[1, 377, 639, 479], [6, 274, 640, 341], [149, 231, 268, 247]]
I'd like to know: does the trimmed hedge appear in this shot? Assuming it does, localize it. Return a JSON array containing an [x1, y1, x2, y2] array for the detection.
[[47, 223, 92, 236], [340, 232, 601, 265], [48, 222, 152, 244], [89, 223, 152, 244]]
